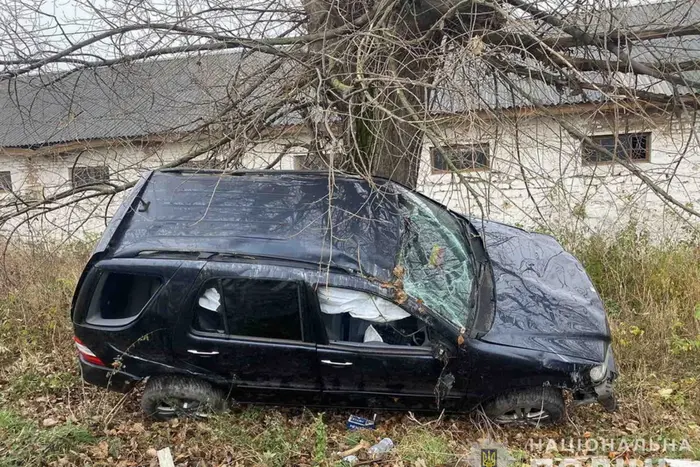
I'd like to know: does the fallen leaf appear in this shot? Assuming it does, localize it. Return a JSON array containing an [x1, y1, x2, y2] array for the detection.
[[90, 441, 109, 459], [42, 418, 58, 427], [131, 422, 145, 433], [395, 290, 408, 304]]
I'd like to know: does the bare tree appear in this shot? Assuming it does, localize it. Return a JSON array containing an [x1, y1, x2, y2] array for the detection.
[[1, 0, 699, 240]]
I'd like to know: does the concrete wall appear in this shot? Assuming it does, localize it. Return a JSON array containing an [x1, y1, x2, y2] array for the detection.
[[417, 112, 700, 240], [1, 110, 699, 243], [0, 139, 201, 240]]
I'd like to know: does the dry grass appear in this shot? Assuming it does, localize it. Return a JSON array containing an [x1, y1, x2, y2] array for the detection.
[[0, 229, 699, 466], [571, 227, 700, 431]]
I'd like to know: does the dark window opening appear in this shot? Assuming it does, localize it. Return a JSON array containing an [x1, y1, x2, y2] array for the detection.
[[71, 166, 110, 187], [321, 313, 428, 347], [223, 279, 302, 341], [193, 281, 226, 334], [583, 132, 650, 164], [431, 144, 490, 172], [193, 278, 303, 341], [87, 272, 161, 324], [0, 171, 12, 191], [317, 288, 428, 347]]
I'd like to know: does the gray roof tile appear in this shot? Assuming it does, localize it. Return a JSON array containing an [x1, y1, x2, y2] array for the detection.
[[1, 1, 697, 146], [0, 52, 282, 147]]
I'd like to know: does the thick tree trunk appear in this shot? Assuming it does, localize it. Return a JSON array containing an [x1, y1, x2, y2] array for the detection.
[[345, 47, 436, 189], [302, 0, 501, 188]]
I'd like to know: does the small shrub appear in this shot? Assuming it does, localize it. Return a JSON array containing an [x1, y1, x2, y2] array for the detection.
[[571, 225, 700, 424]]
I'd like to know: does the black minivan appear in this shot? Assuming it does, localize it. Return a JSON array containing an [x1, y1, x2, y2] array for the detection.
[[71, 169, 616, 424]]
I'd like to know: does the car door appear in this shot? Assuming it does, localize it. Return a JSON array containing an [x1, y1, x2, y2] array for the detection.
[[176, 264, 321, 401], [313, 287, 460, 410]]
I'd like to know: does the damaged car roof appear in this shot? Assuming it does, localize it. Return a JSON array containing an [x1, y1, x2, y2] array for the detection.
[[104, 170, 407, 280]]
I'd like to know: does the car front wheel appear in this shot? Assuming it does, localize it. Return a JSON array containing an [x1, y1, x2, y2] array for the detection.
[[141, 376, 228, 421], [483, 387, 565, 425]]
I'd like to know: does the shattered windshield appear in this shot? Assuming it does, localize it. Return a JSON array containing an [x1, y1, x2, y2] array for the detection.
[[397, 191, 475, 330]]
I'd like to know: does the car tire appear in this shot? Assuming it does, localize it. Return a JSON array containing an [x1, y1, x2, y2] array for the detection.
[[483, 386, 565, 425], [141, 376, 228, 421]]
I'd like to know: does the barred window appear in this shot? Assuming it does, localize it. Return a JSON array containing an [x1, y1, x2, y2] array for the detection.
[[0, 171, 12, 191], [71, 166, 109, 187], [431, 144, 489, 172], [583, 132, 650, 164]]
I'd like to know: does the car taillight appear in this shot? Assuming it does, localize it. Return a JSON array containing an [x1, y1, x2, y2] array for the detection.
[[73, 337, 106, 366]]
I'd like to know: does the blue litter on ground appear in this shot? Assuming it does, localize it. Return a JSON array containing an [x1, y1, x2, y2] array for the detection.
[[346, 414, 376, 430]]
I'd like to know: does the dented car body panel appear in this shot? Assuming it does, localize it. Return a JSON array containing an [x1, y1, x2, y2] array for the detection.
[[71, 169, 616, 413], [470, 219, 610, 362]]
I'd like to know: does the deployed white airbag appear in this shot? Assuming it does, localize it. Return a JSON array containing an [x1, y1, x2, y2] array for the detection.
[[198, 287, 221, 312], [318, 287, 409, 323], [363, 325, 384, 343]]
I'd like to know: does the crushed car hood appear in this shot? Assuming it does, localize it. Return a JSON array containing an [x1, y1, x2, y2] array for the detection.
[[473, 219, 610, 362]]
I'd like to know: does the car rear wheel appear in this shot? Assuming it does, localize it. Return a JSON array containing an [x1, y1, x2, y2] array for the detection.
[[141, 376, 228, 421], [483, 387, 565, 425]]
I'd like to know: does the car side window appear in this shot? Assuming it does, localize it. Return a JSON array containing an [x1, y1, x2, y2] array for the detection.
[[86, 271, 162, 325], [192, 281, 226, 334], [318, 287, 429, 347], [222, 278, 303, 341], [192, 278, 303, 341]]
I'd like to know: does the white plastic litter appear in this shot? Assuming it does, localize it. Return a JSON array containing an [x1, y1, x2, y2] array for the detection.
[[363, 325, 384, 343], [198, 287, 221, 312], [663, 460, 700, 467], [368, 438, 394, 457], [318, 288, 409, 323]]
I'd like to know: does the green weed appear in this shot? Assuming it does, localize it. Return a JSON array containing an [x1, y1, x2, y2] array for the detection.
[[0, 410, 94, 466], [312, 413, 328, 466], [8, 370, 79, 398], [209, 409, 307, 467], [395, 427, 453, 466]]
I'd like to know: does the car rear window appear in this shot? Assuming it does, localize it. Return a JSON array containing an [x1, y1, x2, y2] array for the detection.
[[86, 272, 161, 325]]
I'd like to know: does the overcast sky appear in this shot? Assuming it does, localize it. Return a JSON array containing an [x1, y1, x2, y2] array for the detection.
[[0, 0, 664, 67]]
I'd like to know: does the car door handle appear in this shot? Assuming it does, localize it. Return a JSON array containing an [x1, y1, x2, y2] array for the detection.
[[321, 359, 353, 367], [187, 349, 219, 355]]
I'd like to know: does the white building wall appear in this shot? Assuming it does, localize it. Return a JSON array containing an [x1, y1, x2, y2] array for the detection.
[[417, 113, 700, 240], [1, 111, 699, 243], [0, 139, 204, 241]]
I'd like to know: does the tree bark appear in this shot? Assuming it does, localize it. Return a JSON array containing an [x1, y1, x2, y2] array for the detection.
[[302, 0, 501, 188], [342, 45, 436, 188]]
